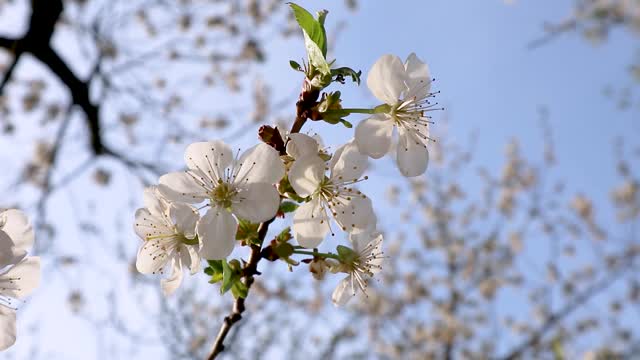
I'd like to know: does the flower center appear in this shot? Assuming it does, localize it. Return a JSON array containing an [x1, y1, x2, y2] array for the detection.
[[211, 181, 238, 209]]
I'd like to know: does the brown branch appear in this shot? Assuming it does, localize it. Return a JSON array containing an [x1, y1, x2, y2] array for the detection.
[[0, 0, 106, 155], [206, 75, 320, 359], [207, 219, 274, 360], [0, 39, 21, 95]]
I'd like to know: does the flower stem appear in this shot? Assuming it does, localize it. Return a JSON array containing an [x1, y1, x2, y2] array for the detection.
[[292, 249, 341, 260], [338, 107, 375, 114]]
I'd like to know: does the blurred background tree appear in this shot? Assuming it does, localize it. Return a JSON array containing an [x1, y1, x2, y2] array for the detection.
[[0, 0, 638, 359]]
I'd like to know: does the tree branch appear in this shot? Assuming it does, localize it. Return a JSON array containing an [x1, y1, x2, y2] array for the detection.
[[207, 219, 274, 360]]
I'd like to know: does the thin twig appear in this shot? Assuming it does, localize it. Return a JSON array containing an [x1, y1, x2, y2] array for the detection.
[[206, 219, 273, 360]]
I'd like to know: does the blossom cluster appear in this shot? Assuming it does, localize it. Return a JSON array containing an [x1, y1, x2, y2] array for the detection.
[[0, 209, 40, 350], [132, 51, 436, 306]]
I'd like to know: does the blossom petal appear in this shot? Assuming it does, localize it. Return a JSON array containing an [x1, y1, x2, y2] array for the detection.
[[234, 143, 285, 185], [170, 203, 199, 239], [331, 276, 353, 307], [330, 139, 369, 180], [0, 256, 40, 299], [397, 129, 429, 177], [184, 141, 232, 182], [367, 54, 407, 104], [292, 199, 329, 248], [158, 171, 209, 203], [0, 231, 25, 268], [142, 186, 166, 219], [0, 209, 34, 254], [286, 133, 319, 159], [0, 305, 16, 351], [288, 155, 324, 198], [185, 245, 201, 275], [133, 208, 172, 241], [333, 195, 376, 233], [198, 208, 237, 260], [354, 115, 394, 159], [232, 183, 280, 223], [136, 240, 170, 275], [160, 258, 183, 296], [404, 53, 431, 99]]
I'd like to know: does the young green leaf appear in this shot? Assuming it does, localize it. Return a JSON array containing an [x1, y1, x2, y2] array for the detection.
[[231, 281, 248, 299], [220, 260, 235, 294], [288, 3, 327, 56]]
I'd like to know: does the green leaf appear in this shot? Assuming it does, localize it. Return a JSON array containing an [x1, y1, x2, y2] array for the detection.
[[279, 201, 299, 214], [288, 3, 327, 56], [231, 281, 248, 299], [236, 219, 260, 244], [207, 260, 223, 272], [289, 60, 302, 71], [331, 67, 362, 85], [220, 260, 234, 294], [304, 31, 330, 76]]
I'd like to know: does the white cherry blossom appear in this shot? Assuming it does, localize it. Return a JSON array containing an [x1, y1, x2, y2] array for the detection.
[[0, 209, 40, 350], [289, 140, 375, 248], [134, 187, 201, 296], [331, 231, 384, 307], [158, 141, 285, 260], [355, 53, 438, 177]]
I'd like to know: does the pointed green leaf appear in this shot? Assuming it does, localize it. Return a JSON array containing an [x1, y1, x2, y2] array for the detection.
[[289, 60, 302, 71], [288, 3, 327, 56], [231, 281, 248, 299], [220, 260, 234, 294]]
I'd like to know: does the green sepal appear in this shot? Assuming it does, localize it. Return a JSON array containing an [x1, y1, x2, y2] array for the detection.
[[338, 119, 353, 128], [337, 245, 356, 262], [274, 242, 295, 259], [279, 201, 299, 214]]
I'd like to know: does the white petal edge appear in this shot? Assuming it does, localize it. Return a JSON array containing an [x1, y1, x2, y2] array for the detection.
[[0, 209, 34, 254], [198, 208, 238, 260], [232, 183, 280, 223], [292, 199, 329, 248], [330, 139, 369, 180], [234, 143, 285, 185], [0, 305, 16, 351], [288, 155, 325, 198], [354, 115, 394, 159], [367, 54, 407, 105], [397, 129, 429, 177], [332, 276, 353, 307], [286, 133, 319, 159]]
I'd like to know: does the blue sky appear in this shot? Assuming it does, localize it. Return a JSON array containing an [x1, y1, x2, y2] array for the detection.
[[2, 1, 639, 358]]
